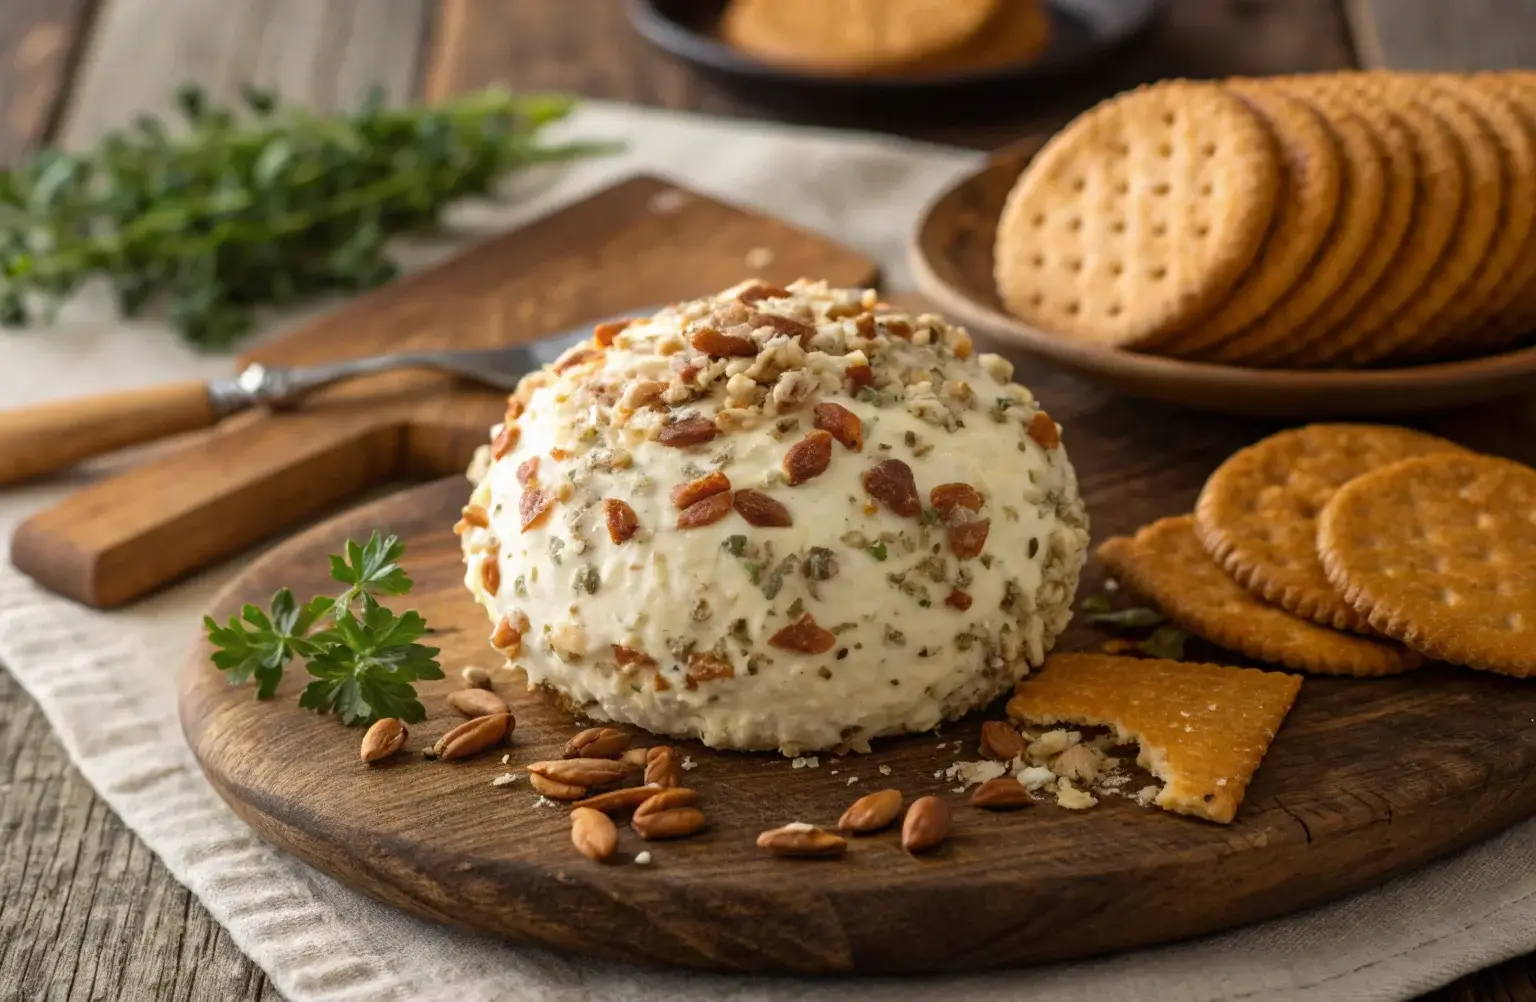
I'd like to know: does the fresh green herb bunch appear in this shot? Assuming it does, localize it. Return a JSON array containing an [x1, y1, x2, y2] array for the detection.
[[204, 531, 444, 725], [0, 84, 613, 347]]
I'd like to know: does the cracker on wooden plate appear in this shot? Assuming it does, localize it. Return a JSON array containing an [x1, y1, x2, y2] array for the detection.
[[993, 80, 1281, 348], [1162, 79, 1342, 359], [719, 0, 1001, 75], [1007, 653, 1301, 824], [1343, 74, 1503, 366], [1195, 423, 1465, 633], [1255, 76, 1420, 368], [1208, 83, 1387, 366], [1318, 452, 1536, 677], [1282, 73, 1464, 368], [1099, 515, 1421, 676], [1393, 75, 1536, 362]]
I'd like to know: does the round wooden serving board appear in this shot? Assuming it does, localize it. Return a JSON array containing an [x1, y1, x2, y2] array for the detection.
[[181, 476, 1536, 975]]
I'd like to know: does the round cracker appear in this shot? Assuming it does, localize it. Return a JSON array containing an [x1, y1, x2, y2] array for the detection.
[[1318, 453, 1536, 677], [1161, 81, 1342, 358], [1207, 86, 1386, 366], [1280, 74, 1464, 369], [1099, 516, 1422, 676], [1344, 75, 1503, 366], [1194, 423, 1466, 633], [1392, 76, 1535, 361], [1253, 78, 1420, 368], [993, 80, 1281, 348], [719, 0, 1001, 75]]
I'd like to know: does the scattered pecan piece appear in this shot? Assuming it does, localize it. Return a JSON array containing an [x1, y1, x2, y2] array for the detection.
[[530, 772, 588, 800], [1028, 411, 1061, 450], [505, 398, 526, 422], [572, 785, 661, 814], [645, 745, 683, 788], [783, 430, 833, 486], [825, 302, 863, 320], [862, 459, 921, 517], [948, 518, 991, 560], [602, 498, 640, 544], [516, 455, 540, 485], [670, 471, 731, 509], [447, 688, 509, 719], [945, 588, 973, 611], [882, 318, 913, 340], [930, 483, 983, 523], [657, 416, 719, 448], [570, 807, 619, 861], [593, 318, 634, 347], [757, 823, 846, 858], [481, 557, 501, 596], [685, 651, 735, 687], [633, 787, 698, 817], [434, 713, 512, 761], [979, 720, 1026, 761], [750, 311, 815, 344], [853, 313, 876, 339], [769, 614, 837, 654], [813, 402, 863, 452], [677, 491, 733, 529], [360, 718, 408, 764], [733, 488, 792, 527], [738, 282, 789, 304], [528, 758, 634, 789], [690, 326, 758, 357], [621, 747, 651, 768], [613, 644, 657, 669], [846, 363, 873, 390], [519, 486, 555, 532], [554, 347, 600, 373], [457, 504, 489, 531], [565, 727, 630, 760], [971, 778, 1033, 810], [632, 806, 706, 840], [837, 788, 904, 834], [491, 423, 519, 460], [901, 796, 951, 854]]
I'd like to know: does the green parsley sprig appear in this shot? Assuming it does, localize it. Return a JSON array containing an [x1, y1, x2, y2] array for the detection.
[[204, 531, 443, 725], [0, 83, 617, 347]]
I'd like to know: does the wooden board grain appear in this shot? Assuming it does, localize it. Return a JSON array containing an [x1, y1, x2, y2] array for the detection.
[[8, 176, 879, 608], [179, 372, 1536, 974], [0, 0, 94, 164]]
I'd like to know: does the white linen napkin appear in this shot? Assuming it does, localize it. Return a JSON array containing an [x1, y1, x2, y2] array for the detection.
[[2, 101, 1533, 1002]]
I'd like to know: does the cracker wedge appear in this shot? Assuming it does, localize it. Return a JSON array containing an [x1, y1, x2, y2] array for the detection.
[[1318, 453, 1536, 677], [1099, 516, 1421, 676], [1195, 423, 1465, 633], [1007, 653, 1301, 824], [993, 80, 1280, 348]]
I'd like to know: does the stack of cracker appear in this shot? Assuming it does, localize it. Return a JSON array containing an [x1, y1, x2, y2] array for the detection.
[[994, 72, 1536, 368], [1099, 424, 1536, 679], [718, 0, 1051, 78]]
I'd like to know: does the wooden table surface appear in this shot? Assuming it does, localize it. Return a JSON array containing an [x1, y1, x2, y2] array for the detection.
[[0, 1, 1531, 999]]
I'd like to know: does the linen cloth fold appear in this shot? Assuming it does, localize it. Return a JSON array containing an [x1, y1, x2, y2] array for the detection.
[[2, 102, 1532, 1002]]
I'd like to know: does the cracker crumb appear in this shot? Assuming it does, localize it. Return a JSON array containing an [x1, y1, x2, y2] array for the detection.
[[634, 851, 653, 866], [491, 773, 519, 787], [1017, 764, 1056, 791], [682, 756, 698, 771], [1056, 779, 1098, 810], [1104, 578, 1119, 592], [942, 759, 1008, 789], [1135, 785, 1159, 806], [846, 776, 860, 785], [1027, 728, 1080, 762], [534, 796, 559, 808], [791, 756, 820, 769], [501, 754, 511, 765], [878, 765, 893, 776], [744, 246, 776, 269]]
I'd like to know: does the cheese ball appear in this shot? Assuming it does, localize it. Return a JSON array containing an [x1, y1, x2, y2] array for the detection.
[[460, 280, 1089, 754]]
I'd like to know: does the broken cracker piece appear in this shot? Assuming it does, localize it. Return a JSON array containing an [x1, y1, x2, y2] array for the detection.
[[1098, 515, 1421, 677], [1007, 652, 1301, 824]]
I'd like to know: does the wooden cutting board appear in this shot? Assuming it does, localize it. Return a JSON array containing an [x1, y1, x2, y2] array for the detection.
[[178, 360, 1536, 973], [9, 175, 878, 609]]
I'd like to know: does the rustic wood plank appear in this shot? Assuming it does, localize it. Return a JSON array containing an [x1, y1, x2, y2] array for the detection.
[[0, 667, 285, 1001], [0, 0, 95, 164], [59, 0, 429, 147], [1347, 0, 1536, 70]]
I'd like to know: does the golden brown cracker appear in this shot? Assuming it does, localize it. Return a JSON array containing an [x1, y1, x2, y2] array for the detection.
[[1208, 85, 1387, 366], [1195, 423, 1466, 633], [1007, 652, 1301, 824], [1318, 453, 1536, 677], [1099, 516, 1421, 676], [993, 80, 1281, 348], [1161, 81, 1343, 358], [896, 0, 1052, 76], [1279, 74, 1463, 368], [719, 0, 1001, 75], [1344, 75, 1503, 365], [1256, 78, 1421, 368]]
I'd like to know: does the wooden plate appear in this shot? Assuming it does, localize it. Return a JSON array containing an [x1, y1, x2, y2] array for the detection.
[[180, 475, 1536, 974], [626, 0, 1161, 117], [910, 138, 1536, 418]]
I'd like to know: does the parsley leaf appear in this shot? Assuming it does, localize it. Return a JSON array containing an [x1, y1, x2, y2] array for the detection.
[[299, 594, 443, 725], [203, 588, 331, 698], [1137, 625, 1190, 660], [1080, 594, 1113, 614], [330, 531, 411, 614], [1084, 606, 1166, 629]]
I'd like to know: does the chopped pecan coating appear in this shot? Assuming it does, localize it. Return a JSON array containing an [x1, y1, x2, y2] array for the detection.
[[948, 519, 991, 560], [677, 491, 733, 529], [593, 319, 634, 347], [491, 424, 519, 460], [749, 311, 814, 345], [690, 327, 758, 357], [930, 483, 983, 524], [612, 644, 657, 668], [862, 459, 921, 518], [520, 486, 555, 532], [738, 282, 790, 304], [1027, 411, 1061, 450], [733, 489, 792, 527], [670, 471, 731, 509], [602, 498, 640, 543], [553, 347, 600, 373], [685, 651, 735, 686], [769, 614, 838, 654], [944, 588, 973, 611], [516, 455, 540, 485], [657, 416, 719, 448], [813, 402, 863, 452], [783, 430, 833, 486]]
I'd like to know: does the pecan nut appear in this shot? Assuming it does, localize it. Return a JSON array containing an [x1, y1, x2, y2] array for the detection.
[[1028, 411, 1061, 450], [677, 492, 733, 529], [813, 402, 863, 452], [528, 758, 634, 788], [359, 718, 408, 763], [564, 727, 630, 760], [570, 806, 619, 861], [768, 613, 837, 654], [657, 416, 719, 448], [783, 430, 833, 486], [603, 497, 640, 544], [530, 772, 588, 800], [733, 488, 792, 527], [644, 746, 683, 788], [930, 483, 983, 523], [670, 471, 731, 509], [519, 486, 554, 532], [631, 806, 707, 840], [979, 720, 1026, 761], [572, 784, 661, 814], [446, 688, 510, 719], [971, 777, 1034, 811], [863, 459, 921, 517], [948, 519, 991, 560], [837, 788, 903, 834], [901, 796, 951, 854], [434, 713, 512, 761], [756, 823, 846, 858], [690, 326, 758, 357]]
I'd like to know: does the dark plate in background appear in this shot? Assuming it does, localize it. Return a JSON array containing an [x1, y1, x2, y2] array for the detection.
[[626, 0, 1163, 120]]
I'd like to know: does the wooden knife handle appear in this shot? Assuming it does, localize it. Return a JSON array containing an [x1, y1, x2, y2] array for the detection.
[[0, 381, 218, 486]]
